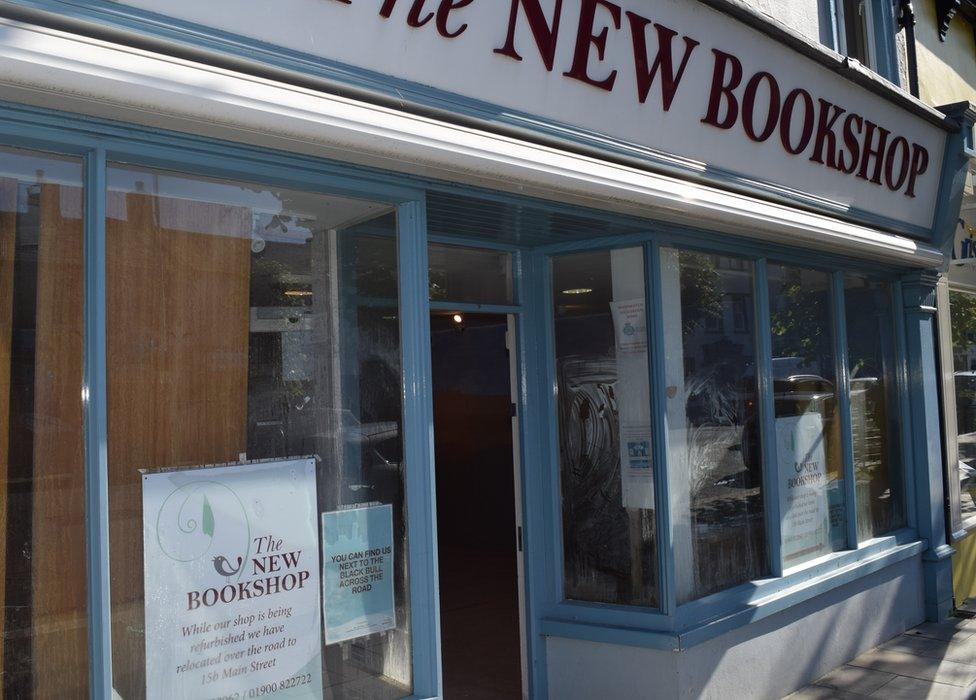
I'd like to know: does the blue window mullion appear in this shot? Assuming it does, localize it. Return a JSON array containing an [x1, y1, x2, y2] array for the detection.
[[395, 198, 441, 699], [516, 250, 554, 699], [833, 272, 859, 548], [646, 241, 676, 615], [83, 146, 112, 699], [755, 259, 783, 577], [538, 254, 566, 606]]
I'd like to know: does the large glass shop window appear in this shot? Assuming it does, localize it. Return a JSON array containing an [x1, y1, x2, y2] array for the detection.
[[105, 165, 412, 699], [767, 265, 847, 568], [844, 275, 905, 540], [661, 249, 767, 602], [950, 166, 976, 525], [0, 148, 88, 696], [552, 248, 657, 607], [950, 289, 976, 522]]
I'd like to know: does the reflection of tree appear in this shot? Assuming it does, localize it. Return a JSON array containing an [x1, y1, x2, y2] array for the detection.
[[342, 219, 398, 300], [679, 252, 723, 336], [676, 252, 766, 597], [951, 291, 976, 436], [951, 291, 976, 370], [770, 276, 833, 370]]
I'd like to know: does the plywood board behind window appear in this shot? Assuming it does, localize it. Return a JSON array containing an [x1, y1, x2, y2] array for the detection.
[[31, 183, 88, 697], [106, 190, 251, 697]]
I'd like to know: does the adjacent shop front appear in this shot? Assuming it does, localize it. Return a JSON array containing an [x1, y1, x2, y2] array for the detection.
[[0, 1, 972, 698], [936, 118, 976, 596]]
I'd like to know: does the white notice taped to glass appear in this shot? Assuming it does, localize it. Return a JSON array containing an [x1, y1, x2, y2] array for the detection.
[[777, 414, 831, 566], [610, 297, 654, 509], [142, 458, 323, 699], [609, 299, 648, 354], [321, 504, 396, 645]]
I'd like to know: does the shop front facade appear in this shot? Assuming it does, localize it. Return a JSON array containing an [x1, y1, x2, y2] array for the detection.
[[0, 1, 971, 699]]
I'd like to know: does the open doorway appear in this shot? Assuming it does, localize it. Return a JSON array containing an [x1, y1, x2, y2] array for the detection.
[[430, 311, 524, 698]]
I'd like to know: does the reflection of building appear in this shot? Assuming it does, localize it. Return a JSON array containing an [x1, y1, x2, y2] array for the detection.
[[689, 261, 754, 372]]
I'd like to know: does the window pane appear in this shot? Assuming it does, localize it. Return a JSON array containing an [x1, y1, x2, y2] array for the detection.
[[662, 249, 766, 602], [768, 264, 847, 568], [842, 0, 872, 67], [428, 243, 513, 305], [106, 165, 412, 699], [552, 248, 657, 607], [0, 148, 88, 695], [950, 290, 976, 521], [844, 275, 904, 540]]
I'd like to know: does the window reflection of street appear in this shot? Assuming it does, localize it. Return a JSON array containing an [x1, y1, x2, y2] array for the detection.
[[664, 249, 766, 603], [552, 248, 658, 609], [951, 289, 976, 520]]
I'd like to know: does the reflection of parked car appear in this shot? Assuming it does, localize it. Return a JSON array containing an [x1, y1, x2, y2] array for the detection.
[[742, 365, 883, 469], [742, 372, 834, 475]]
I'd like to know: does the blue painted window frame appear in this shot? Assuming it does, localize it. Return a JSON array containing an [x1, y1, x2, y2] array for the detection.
[[0, 97, 928, 699], [823, 0, 902, 85], [533, 225, 921, 651], [0, 101, 444, 699]]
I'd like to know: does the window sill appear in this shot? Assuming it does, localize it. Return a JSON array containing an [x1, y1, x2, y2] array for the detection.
[[540, 537, 924, 651], [950, 515, 976, 542]]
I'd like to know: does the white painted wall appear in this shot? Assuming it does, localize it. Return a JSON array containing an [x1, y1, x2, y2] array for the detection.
[[0, 18, 944, 268], [546, 555, 924, 699], [742, 0, 825, 43], [112, 0, 944, 229]]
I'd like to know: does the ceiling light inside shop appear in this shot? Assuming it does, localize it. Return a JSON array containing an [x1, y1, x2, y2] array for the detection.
[[561, 288, 593, 295], [284, 290, 313, 297], [452, 314, 464, 324]]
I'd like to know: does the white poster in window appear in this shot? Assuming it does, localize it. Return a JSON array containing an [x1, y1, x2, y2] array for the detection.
[[777, 414, 831, 566], [142, 458, 323, 700], [610, 299, 648, 354], [321, 504, 396, 644], [619, 424, 655, 510], [610, 296, 654, 509]]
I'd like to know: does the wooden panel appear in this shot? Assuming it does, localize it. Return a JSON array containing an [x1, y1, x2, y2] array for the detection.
[[0, 177, 17, 685], [106, 190, 251, 696], [31, 183, 88, 697]]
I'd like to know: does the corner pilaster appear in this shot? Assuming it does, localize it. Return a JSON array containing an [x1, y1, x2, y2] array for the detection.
[[902, 271, 955, 621]]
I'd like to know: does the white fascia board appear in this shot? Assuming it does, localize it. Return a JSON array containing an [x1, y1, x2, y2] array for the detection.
[[0, 17, 944, 268]]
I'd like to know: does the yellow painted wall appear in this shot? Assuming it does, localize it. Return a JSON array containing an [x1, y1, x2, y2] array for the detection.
[[914, 0, 976, 107], [954, 534, 976, 602]]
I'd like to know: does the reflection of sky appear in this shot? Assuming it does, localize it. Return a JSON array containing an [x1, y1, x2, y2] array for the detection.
[[107, 166, 284, 214], [104, 166, 387, 241], [0, 149, 81, 188], [0, 149, 83, 217]]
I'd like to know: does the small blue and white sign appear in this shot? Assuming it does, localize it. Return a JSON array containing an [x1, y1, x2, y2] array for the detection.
[[321, 504, 396, 645]]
